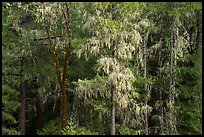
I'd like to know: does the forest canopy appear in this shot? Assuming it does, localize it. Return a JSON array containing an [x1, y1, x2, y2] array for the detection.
[[2, 2, 202, 135]]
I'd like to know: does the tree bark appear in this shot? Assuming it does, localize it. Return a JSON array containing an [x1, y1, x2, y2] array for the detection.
[[167, 17, 174, 135], [18, 54, 27, 135], [143, 31, 149, 135], [159, 18, 164, 135], [169, 18, 174, 109], [168, 20, 178, 134], [158, 42, 164, 135], [43, 3, 72, 130], [168, 3, 177, 134], [60, 2, 72, 130], [110, 84, 115, 135], [110, 4, 116, 135], [196, 10, 201, 52], [35, 93, 44, 131]]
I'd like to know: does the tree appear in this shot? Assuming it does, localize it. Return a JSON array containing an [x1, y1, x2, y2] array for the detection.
[[2, 2, 32, 134], [35, 2, 72, 130], [75, 2, 150, 135]]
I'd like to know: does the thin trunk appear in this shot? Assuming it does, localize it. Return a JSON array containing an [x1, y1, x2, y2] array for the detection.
[[72, 96, 79, 124], [159, 18, 164, 134], [43, 3, 72, 130], [111, 84, 115, 135], [60, 3, 72, 130], [143, 31, 149, 135], [170, 24, 178, 135], [90, 108, 93, 126], [110, 4, 116, 135], [196, 10, 201, 51], [169, 22, 174, 108], [161, 107, 164, 135], [168, 20, 174, 135], [168, 4, 177, 134], [35, 93, 44, 131], [18, 54, 27, 135], [60, 80, 68, 129], [18, 82, 26, 135], [159, 46, 164, 135]]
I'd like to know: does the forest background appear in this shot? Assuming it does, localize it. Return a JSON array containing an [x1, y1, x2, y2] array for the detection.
[[2, 2, 202, 135]]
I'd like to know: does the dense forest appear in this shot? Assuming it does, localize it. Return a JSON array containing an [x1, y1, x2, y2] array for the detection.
[[2, 2, 202, 135]]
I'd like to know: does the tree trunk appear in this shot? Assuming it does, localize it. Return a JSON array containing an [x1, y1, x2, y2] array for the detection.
[[158, 51, 164, 135], [44, 3, 72, 130], [169, 23, 174, 106], [60, 3, 72, 130], [168, 4, 177, 134], [143, 31, 149, 135], [111, 84, 115, 135], [35, 93, 44, 131], [196, 10, 201, 52], [18, 54, 27, 135], [158, 42, 164, 135], [51, 38, 69, 130], [159, 19, 164, 134], [110, 4, 116, 135], [60, 85, 68, 129], [168, 18, 174, 135]]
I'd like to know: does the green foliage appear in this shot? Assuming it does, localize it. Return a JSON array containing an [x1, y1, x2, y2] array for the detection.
[[116, 124, 133, 135], [2, 83, 20, 135], [37, 120, 60, 135], [100, 20, 120, 30], [72, 38, 87, 49], [2, 127, 20, 135], [175, 46, 202, 135], [61, 120, 76, 135], [61, 119, 98, 135], [2, 2, 202, 135]]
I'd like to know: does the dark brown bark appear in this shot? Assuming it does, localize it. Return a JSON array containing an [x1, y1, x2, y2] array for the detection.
[[43, 3, 72, 130], [60, 85, 68, 129], [110, 85, 115, 135], [60, 3, 72, 130], [35, 93, 44, 131], [18, 54, 27, 135], [18, 82, 26, 135], [35, 105, 43, 129]]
